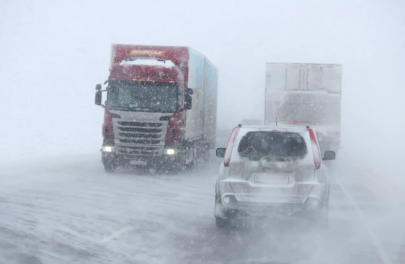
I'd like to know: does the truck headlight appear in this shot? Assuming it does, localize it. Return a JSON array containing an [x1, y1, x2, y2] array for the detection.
[[164, 148, 178, 155], [102, 146, 114, 153]]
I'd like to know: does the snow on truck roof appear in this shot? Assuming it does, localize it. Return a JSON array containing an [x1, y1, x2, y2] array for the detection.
[[111, 45, 187, 66], [120, 58, 176, 68], [110, 44, 217, 69]]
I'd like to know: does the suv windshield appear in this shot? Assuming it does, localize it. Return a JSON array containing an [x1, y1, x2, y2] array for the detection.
[[238, 131, 308, 161], [106, 82, 178, 113]]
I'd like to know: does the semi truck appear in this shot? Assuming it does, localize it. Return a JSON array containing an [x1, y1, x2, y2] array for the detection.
[[95, 44, 218, 172], [264, 63, 342, 155]]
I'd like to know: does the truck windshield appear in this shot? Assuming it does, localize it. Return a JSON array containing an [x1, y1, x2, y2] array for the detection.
[[106, 82, 178, 113]]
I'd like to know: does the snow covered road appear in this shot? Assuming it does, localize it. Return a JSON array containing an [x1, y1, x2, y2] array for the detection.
[[1, 154, 404, 264]]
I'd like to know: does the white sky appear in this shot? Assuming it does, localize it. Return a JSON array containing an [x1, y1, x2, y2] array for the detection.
[[0, 0, 404, 172]]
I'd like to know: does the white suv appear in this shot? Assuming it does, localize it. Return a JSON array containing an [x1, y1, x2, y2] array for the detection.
[[214, 125, 335, 228]]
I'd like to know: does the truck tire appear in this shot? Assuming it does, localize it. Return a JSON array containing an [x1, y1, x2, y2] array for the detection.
[[178, 153, 187, 171], [175, 145, 193, 171], [215, 216, 230, 229], [104, 163, 116, 173], [201, 145, 211, 163], [186, 144, 197, 169]]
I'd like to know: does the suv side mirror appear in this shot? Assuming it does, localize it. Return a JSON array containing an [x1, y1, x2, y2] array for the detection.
[[95, 91, 102, 106], [185, 94, 192, 110], [323, 151, 336, 160], [216, 148, 226, 158]]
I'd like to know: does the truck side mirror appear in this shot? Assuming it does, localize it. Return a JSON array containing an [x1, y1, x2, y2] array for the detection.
[[185, 94, 192, 110], [95, 91, 102, 106], [323, 151, 336, 160], [186, 88, 194, 95], [216, 148, 226, 158], [96, 84, 102, 90]]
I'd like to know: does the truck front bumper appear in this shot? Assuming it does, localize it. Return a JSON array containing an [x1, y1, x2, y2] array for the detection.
[[101, 152, 184, 169]]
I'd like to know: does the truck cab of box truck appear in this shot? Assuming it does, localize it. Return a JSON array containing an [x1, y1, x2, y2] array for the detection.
[[95, 45, 217, 173]]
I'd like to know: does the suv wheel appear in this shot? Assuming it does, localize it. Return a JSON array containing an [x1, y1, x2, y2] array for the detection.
[[214, 193, 230, 228], [318, 203, 329, 229]]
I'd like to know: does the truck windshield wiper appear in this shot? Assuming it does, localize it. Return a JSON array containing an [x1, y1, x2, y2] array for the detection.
[[110, 106, 153, 112], [150, 108, 172, 113], [115, 107, 175, 113]]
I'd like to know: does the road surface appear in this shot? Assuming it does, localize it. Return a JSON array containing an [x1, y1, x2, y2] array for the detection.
[[1, 152, 404, 264]]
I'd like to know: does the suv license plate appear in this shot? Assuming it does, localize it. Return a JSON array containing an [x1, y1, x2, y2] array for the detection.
[[130, 160, 147, 166], [254, 173, 289, 184]]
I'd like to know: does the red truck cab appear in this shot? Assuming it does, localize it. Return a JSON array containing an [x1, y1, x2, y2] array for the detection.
[[95, 45, 218, 172]]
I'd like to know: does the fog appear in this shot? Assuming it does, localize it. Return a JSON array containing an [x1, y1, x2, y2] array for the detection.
[[1, 0, 404, 166], [0, 0, 404, 263]]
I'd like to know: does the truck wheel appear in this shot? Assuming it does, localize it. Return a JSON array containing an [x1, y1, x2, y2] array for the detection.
[[104, 163, 117, 173], [215, 216, 230, 229], [201, 147, 211, 163], [186, 145, 196, 169], [176, 146, 192, 171], [186, 160, 194, 170], [174, 155, 187, 172]]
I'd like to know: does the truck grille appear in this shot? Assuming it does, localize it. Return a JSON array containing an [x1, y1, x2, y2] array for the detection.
[[119, 139, 160, 144], [119, 146, 161, 156], [119, 134, 160, 139], [119, 128, 163, 133], [115, 120, 168, 157], [119, 133, 161, 139], [118, 121, 163, 127]]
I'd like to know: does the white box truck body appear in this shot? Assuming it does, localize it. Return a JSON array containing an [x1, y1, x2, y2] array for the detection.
[[264, 63, 342, 154]]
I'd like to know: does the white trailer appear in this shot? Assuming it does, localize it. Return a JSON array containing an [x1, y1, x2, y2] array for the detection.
[[264, 63, 342, 154]]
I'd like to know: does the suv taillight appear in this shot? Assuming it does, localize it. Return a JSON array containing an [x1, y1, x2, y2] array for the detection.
[[307, 127, 321, 169], [224, 126, 240, 167]]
